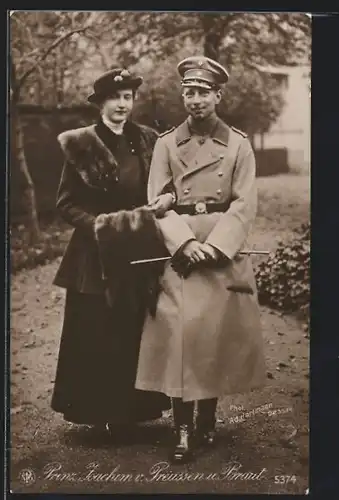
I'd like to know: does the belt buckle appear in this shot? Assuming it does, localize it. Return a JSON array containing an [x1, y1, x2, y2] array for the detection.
[[195, 201, 207, 214]]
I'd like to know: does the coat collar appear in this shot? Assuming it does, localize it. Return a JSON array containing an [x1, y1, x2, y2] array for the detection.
[[66, 120, 156, 190], [175, 116, 230, 147]]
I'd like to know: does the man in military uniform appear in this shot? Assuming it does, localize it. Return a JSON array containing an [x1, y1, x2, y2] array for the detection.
[[135, 56, 266, 463]]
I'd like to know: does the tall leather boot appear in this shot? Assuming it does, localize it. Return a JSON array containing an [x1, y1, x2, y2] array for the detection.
[[169, 398, 195, 464], [196, 398, 218, 446]]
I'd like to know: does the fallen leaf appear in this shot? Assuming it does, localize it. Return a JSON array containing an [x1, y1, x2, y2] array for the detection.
[[278, 362, 288, 368], [10, 406, 23, 415], [24, 342, 36, 349], [285, 427, 298, 441], [292, 389, 304, 397]]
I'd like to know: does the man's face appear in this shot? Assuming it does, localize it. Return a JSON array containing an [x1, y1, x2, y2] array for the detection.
[[101, 88, 134, 123], [182, 86, 221, 120]]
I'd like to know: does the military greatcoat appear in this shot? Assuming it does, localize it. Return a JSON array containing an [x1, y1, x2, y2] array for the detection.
[[135, 117, 266, 402]]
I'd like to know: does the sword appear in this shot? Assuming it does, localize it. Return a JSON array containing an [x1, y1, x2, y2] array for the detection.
[[130, 250, 270, 265]]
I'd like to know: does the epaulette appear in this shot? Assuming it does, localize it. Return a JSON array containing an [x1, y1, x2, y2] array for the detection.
[[231, 126, 248, 138], [159, 126, 175, 137]]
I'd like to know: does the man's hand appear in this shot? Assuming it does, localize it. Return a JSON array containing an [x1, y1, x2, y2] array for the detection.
[[180, 239, 208, 264], [201, 243, 223, 261], [147, 193, 174, 218], [172, 241, 228, 278], [171, 239, 205, 278]]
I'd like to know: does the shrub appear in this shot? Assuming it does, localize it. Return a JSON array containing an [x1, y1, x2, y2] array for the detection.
[[255, 222, 310, 320], [10, 221, 71, 275]]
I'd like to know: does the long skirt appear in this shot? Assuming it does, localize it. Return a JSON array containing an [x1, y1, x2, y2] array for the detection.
[[51, 289, 170, 425]]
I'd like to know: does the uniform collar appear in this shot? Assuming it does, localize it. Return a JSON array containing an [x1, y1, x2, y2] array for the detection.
[[176, 116, 230, 146]]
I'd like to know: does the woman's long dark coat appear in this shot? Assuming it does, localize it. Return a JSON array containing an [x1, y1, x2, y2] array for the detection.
[[51, 119, 171, 425]]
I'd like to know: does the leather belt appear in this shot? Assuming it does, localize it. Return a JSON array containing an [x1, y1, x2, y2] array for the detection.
[[174, 201, 227, 215]]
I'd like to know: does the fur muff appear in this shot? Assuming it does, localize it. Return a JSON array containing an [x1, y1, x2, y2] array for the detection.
[[94, 207, 169, 316]]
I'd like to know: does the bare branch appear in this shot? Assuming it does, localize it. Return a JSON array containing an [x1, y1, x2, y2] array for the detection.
[[17, 25, 91, 90], [84, 32, 111, 70]]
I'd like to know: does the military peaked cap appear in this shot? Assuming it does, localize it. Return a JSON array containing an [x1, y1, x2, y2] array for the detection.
[[177, 56, 229, 90]]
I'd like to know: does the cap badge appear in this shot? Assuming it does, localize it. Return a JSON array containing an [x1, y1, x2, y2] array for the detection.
[[198, 60, 204, 66], [114, 75, 123, 82]]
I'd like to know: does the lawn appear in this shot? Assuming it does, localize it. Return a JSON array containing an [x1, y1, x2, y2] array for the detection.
[[249, 173, 310, 257]]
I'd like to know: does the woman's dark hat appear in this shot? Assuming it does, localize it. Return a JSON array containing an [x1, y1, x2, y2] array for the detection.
[[87, 68, 143, 103]]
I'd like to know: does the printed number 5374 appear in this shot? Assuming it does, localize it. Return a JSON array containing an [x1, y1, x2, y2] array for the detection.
[[274, 475, 297, 484]]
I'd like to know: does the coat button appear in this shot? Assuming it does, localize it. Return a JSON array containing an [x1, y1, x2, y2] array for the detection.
[[218, 171, 223, 177], [216, 189, 222, 195], [184, 188, 190, 194], [219, 154, 224, 159]]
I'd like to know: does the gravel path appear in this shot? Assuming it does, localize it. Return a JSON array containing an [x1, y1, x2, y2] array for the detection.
[[10, 256, 309, 494]]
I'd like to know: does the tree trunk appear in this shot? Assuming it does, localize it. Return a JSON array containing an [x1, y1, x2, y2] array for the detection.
[[248, 133, 255, 148], [203, 31, 222, 60], [260, 132, 265, 150], [12, 106, 41, 244], [202, 15, 222, 60], [201, 14, 231, 61], [201, 14, 236, 68]]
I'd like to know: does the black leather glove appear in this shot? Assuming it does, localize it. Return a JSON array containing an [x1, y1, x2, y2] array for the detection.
[[171, 252, 194, 279], [171, 251, 229, 278]]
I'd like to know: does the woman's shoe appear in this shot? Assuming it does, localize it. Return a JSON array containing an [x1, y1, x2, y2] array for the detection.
[[169, 424, 194, 464]]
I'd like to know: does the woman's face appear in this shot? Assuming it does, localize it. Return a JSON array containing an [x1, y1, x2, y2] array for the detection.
[[101, 89, 134, 123]]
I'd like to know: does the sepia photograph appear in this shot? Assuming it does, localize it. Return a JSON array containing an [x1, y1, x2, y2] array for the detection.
[[9, 10, 311, 494]]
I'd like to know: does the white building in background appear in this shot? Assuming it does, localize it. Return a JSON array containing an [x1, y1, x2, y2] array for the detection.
[[253, 65, 311, 173]]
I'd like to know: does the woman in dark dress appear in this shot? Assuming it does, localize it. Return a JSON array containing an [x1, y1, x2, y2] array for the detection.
[[51, 68, 173, 432]]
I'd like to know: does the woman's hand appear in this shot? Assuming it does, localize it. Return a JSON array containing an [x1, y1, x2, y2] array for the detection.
[[147, 193, 175, 218]]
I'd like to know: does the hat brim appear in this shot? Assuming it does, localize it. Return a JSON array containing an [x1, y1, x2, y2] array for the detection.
[[182, 80, 218, 90], [87, 77, 143, 104]]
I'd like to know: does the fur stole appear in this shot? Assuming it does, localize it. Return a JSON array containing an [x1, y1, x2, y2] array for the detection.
[[57, 121, 158, 190]]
